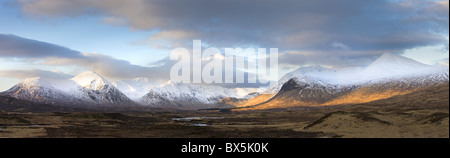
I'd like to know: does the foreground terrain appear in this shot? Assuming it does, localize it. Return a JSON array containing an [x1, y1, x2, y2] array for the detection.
[[0, 85, 448, 138], [0, 106, 448, 138]]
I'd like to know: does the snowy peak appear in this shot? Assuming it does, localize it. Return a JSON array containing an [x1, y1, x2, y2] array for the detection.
[[279, 65, 335, 84], [18, 77, 51, 88], [71, 71, 112, 91], [293, 65, 334, 74], [133, 77, 149, 82], [263, 65, 335, 94], [113, 77, 157, 100], [373, 53, 426, 66], [361, 53, 440, 81], [1, 71, 132, 106], [164, 80, 178, 86], [365, 53, 430, 73], [250, 54, 449, 109], [263, 54, 449, 95], [139, 82, 262, 107], [16, 76, 78, 93]]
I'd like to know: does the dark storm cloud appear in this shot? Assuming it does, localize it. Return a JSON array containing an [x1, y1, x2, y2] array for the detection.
[[0, 34, 83, 58]]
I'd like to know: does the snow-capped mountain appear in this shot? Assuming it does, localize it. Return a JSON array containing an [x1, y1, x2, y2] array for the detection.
[[357, 53, 444, 82], [71, 71, 113, 91], [113, 77, 159, 100], [265, 53, 448, 95], [139, 80, 261, 107], [1, 71, 132, 106], [239, 53, 449, 109], [0, 70, 261, 108], [1, 53, 447, 110], [263, 65, 337, 94], [1, 77, 79, 105]]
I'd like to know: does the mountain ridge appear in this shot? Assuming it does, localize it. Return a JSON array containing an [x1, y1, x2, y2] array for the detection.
[[0, 71, 132, 106], [230, 53, 449, 110], [0, 53, 448, 110]]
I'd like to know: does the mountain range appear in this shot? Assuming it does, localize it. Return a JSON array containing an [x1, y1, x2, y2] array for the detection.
[[0, 71, 260, 109], [0, 71, 132, 107], [223, 53, 449, 109], [0, 53, 448, 110]]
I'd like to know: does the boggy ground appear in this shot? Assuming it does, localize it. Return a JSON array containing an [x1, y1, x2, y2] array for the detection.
[[1, 84, 448, 138], [0, 103, 448, 138]]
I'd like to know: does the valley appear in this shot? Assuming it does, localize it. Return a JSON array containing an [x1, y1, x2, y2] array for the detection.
[[1, 0, 449, 141], [1, 103, 447, 138], [1, 84, 448, 138], [0, 53, 448, 138]]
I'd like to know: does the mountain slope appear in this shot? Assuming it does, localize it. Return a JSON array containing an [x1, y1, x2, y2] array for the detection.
[[323, 71, 449, 106], [0, 95, 80, 112], [238, 53, 449, 110], [1, 53, 447, 110], [113, 77, 158, 100], [139, 81, 260, 108], [0, 71, 132, 106], [71, 71, 112, 91], [0, 77, 79, 105]]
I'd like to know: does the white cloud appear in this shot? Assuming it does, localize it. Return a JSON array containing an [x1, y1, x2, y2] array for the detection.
[[402, 44, 450, 65], [332, 42, 351, 51]]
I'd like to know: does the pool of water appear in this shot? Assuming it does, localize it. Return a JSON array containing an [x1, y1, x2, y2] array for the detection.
[[192, 123, 209, 127], [172, 117, 225, 126], [171, 117, 224, 122]]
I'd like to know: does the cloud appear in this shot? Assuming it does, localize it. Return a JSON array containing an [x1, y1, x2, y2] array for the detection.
[[102, 16, 127, 26], [0, 34, 270, 87], [43, 52, 172, 81], [144, 30, 199, 49], [6, 0, 448, 85], [16, 0, 156, 29], [0, 69, 73, 79], [443, 43, 450, 52], [14, 0, 449, 69], [0, 34, 171, 81], [278, 50, 382, 68], [393, 0, 449, 27], [331, 42, 351, 51], [0, 34, 83, 58], [15, 0, 448, 46], [438, 58, 449, 66]]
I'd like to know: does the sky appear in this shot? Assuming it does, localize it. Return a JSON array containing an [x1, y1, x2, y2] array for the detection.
[[0, 0, 449, 91]]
